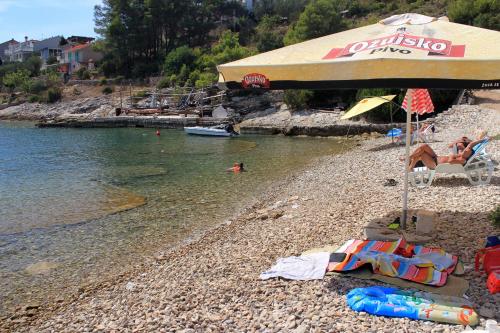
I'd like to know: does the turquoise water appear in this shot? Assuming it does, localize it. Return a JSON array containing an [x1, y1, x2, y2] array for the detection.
[[0, 121, 350, 316]]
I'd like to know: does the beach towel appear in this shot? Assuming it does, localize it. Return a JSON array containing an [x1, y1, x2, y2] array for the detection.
[[331, 266, 469, 297], [329, 239, 458, 286], [260, 252, 330, 281], [347, 286, 478, 326]]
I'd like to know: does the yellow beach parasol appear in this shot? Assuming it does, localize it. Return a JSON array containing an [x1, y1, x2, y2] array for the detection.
[[217, 13, 500, 227], [341, 95, 397, 120], [218, 14, 500, 90]]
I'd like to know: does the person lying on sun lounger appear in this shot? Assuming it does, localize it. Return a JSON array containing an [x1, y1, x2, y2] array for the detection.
[[407, 139, 486, 171], [448, 130, 487, 153]]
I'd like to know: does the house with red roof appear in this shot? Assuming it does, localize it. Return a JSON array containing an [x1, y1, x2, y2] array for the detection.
[[60, 41, 103, 74]]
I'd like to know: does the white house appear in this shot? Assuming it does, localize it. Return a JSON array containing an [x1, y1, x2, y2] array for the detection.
[[5, 36, 37, 62]]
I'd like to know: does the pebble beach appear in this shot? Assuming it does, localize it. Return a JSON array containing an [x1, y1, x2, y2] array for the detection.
[[4, 90, 500, 332]]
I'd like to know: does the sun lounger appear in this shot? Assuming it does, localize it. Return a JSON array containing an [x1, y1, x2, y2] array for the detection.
[[410, 139, 493, 188], [387, 128, 418, 145], [418, 124, 435, 143]]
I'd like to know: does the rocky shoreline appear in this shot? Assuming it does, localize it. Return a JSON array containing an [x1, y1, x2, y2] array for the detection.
[[2, 91, 500, 332], [0, 96, 116, 121], [0, 91, 402, 137]]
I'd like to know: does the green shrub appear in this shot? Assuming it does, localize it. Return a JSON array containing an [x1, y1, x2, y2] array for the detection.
[[28, 80, 47, 94], [133, 90, 147, 98], [76, 68, 91, 80], [46, 87, 62, 103], [284, 90, 313, 110], [28, 95, 40, 103], [100, 78, 108, 86], [195, 72, 217, 89], [46, 55, 58, 65], [157, 77, 170, 89], [114, 75, 125, 84], [102, 86, 113, 94], [490, 205, 500, 227], [2, 69, 30, 91]]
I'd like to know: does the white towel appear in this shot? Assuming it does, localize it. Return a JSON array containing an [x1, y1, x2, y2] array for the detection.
[[260, 252, 330, 281]]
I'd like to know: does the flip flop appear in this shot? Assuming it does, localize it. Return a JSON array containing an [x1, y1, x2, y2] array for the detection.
[[384, 178, 398, 186]]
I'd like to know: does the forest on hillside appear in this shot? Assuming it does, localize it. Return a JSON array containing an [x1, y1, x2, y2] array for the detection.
[[94, 0, 499, 81], [92, 0, 499, 116]]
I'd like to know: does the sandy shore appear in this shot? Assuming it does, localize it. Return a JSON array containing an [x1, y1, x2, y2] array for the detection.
[[4, 91, 500, 332]]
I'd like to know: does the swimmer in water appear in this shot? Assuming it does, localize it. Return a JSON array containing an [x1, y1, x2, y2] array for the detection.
[[226, 162, 245, 173]]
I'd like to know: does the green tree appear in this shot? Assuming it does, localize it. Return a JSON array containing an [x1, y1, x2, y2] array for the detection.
[[254, 0, 309, 22], [255, 15, 286, 52], [211, 30, 253, 65], [163, 46, 197, 77], [93, 0, 248, 77], [284, 0, 347, 45], [448, 0, 500, 30], [24, 56, 42, 76]]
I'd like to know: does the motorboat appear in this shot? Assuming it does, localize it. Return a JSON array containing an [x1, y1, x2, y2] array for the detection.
[[184, 126, 239, 137]]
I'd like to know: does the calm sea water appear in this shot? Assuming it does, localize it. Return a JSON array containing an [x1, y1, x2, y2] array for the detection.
[[0, 121, 350, 315]]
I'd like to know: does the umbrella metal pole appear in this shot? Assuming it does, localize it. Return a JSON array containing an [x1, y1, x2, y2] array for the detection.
[[390, 103, 394, 143], [416, 113, 420, 144], [402, 90, 413, 229]]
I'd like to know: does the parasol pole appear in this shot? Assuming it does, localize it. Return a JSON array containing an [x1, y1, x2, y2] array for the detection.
[[390, 102, 394, 143], [416, 112, 420, 144], [402, 89, 413, 229]]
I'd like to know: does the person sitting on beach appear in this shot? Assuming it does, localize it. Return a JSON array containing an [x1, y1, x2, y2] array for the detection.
[[226, 162, 245, 173], [407, 137, 486, 171]]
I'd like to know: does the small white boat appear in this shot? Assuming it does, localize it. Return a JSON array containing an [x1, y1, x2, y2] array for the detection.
[[184, 126, 238, 137]]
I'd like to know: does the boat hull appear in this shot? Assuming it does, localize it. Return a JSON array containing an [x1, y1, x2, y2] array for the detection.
[[184, 127, 235, 137]]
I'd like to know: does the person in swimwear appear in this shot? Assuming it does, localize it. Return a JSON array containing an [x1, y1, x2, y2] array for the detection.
[[407, 137, 486, 171], [448, 130, 487, 153], [226, 162, 245, 173]]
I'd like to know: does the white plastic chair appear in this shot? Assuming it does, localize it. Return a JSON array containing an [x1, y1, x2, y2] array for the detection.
[[418, 124, 435, 143], [410, 139, 493, 188]]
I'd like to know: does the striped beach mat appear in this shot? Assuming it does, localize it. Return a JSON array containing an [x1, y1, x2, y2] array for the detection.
[[328, 239, 458, 286]]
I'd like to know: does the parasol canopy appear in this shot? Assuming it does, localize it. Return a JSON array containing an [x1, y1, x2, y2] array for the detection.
[[218, 14, 500, 90], [341, 95, 397, 120], [402, 89, 434, 115]]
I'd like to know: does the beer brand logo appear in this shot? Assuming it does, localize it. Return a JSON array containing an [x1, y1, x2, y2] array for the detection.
[[242, 73, 270, 88], [323, 33, 465, 59]]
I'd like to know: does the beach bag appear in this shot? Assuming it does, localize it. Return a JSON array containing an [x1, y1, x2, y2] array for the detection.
[[475, 245, 500, 275], [486, 236, 500, 248], [487, 271, 500, 294]]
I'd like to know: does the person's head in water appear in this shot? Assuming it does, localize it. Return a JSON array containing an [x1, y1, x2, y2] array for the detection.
[[239, 162, 244, 171]]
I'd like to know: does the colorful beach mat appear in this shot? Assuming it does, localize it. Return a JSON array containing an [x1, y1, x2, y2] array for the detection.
[[328, 239, 458, 286]]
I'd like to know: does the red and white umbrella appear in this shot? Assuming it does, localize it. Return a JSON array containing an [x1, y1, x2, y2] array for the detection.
[[402, 89, 435, 143], [402, 89, 434, 115]]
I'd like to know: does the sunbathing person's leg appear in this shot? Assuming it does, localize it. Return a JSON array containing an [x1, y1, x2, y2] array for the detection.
[[408, 144, 437, 161], [408, 152, 438, 170], [420, 154, 438, 169], [417, 144, 437, 158]]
